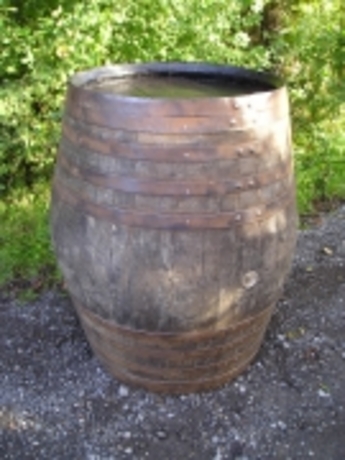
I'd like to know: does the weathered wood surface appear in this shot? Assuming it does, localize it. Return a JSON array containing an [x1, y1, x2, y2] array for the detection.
[[50, 63, 297, 393]]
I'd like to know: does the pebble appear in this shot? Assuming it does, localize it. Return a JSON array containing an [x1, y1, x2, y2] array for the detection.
[[277, 334, 290, 349], [238, 384, 246, 394], [213, 447, 222, 460], [156, 430, 168, 440], [118, 385, 129, 398], [122, 431, 131, 439], [277, 420, 287, 430], [322, 246, 333, 256], [318, 389, 330, 398]]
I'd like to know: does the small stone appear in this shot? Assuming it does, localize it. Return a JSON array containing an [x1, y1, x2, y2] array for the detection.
[[213, 447, 222, 460], [277, 420, 287, 430], [123, 431, 131, 439], [124, 447, 133, 455], [156, 430, 168, 440], [277, 333, 290, 349], [118, 385, 129, 398], [318, 389, 330, 398], [238, 385, 246, 394], [322, 246, 333, 256]]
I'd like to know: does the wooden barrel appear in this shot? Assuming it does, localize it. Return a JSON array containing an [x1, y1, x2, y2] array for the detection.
[[50, 63, 297, 393]]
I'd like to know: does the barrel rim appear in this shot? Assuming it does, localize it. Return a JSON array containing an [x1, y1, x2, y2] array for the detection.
[[68, 62, 285, 102]]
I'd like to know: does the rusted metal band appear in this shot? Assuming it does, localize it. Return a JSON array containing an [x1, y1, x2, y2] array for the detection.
[[62, 116, 290, 162], [65, 104, 288, 134], [94, 343, 259, 393], [89, 333, 262, 382], [61, 121, 275, 163], [52, 178, 293, 230], [73, 295, 274, 348], [84, 316, 266, 365], [74, 297, 273, 392], [57, 149, 292, 197]]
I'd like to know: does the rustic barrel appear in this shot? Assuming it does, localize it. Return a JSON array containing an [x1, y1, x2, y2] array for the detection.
[[50, 63, 297, 394]]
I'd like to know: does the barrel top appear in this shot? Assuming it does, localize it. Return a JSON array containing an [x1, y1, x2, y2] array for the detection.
[[66, 63, 288, 118]]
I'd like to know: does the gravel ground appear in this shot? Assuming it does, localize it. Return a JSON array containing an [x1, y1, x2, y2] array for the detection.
[[1, 207, 345, 460]]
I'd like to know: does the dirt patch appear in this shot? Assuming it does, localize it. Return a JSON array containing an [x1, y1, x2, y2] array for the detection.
[[1, 207, 345, 460]]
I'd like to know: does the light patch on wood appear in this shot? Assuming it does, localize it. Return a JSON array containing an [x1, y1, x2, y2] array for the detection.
[[262, 210, 287, 235], [215, 287, 244, 326]]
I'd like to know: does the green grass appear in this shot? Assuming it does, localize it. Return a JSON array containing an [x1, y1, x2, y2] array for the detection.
[[0, 181, 60, 293], [294, 117, 345, 213]]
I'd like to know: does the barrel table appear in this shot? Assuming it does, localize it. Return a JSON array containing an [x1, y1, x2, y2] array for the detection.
[[50, 63, 297, 393]]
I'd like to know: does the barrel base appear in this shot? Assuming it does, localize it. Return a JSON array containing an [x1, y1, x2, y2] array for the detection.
[[73, 298, 274, 394]]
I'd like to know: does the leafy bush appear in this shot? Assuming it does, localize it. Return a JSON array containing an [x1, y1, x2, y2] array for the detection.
[[0, 181, 59, 289], [271, 0, 345, 211]]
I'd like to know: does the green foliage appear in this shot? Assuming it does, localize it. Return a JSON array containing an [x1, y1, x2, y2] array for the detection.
[[0, 181, 59, 289], [295, 125, 345, 211], [270, 0, 345, 211]]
